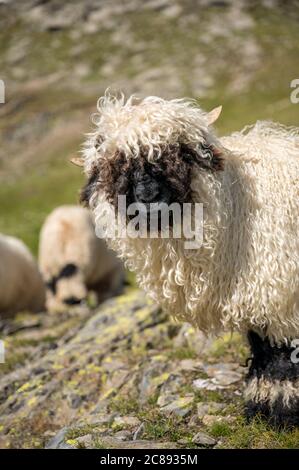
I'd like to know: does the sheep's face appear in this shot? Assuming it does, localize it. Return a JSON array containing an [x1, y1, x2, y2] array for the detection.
[[79, 95, 223, 231], [45, 263, 88, 314]]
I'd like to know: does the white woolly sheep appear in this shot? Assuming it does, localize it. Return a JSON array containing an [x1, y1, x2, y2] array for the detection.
[[76, 93, 299, 427], [38, 205, 124, 313], [0, 233, 45, 316]]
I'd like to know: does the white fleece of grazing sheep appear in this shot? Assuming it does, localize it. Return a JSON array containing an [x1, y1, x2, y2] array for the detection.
[[39, 205, 124, 313], [0, 234, 45, 316], [82, 94, 299, 343]]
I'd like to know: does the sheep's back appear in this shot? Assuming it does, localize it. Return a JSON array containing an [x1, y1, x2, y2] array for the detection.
[[218, 121, 299, 341]]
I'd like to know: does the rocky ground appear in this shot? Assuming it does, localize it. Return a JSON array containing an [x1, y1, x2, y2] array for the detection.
[[1, 289, 299, 449]]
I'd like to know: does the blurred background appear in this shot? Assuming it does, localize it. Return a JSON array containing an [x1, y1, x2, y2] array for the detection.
[[0, 0, 299, 254]]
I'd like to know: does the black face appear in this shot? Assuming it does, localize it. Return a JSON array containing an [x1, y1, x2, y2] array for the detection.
[[124, 160, 182, 230], [133, 172, 172, 206], [45, 263, 78, 297], [125, 158, 181, 213], [80, 142, 224, 227]]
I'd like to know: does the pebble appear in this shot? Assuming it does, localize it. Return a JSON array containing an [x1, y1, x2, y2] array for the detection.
[[113, 416, 141, 429], [160, 395, 194, 417], [192, 431, 216, 447]]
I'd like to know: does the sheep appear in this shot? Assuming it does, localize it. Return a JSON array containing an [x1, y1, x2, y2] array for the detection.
[[39, 205, 124, 313], [75, 93, 299, 427], [0, 234, 45, 316]]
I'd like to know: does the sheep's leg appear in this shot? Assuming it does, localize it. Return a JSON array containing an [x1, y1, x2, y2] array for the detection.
[[244, 330, 299, 428]]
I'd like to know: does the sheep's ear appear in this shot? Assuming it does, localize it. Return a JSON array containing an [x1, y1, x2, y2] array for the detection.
[[70, 156, 84, 167], [206, 106, 222, 126]]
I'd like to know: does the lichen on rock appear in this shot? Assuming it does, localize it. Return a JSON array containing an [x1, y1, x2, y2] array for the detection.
[[0, 289, 250, 449]]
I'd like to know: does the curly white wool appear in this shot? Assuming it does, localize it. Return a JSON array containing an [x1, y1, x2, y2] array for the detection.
[[83, 94, 299, 343], [82, 93, 221, 173]]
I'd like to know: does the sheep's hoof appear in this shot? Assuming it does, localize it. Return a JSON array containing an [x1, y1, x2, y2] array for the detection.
[[244, 330, 299, 429]]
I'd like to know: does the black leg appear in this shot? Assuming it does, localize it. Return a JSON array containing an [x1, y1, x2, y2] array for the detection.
[[244, 330, 299, 428]]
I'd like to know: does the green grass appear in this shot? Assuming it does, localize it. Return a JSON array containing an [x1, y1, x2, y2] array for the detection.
[[0, 143, 84, 254], [217, 416, 299, 449], [109, 396, 140, 416], [139, 408, 193, 444], [208, 333, 249, 364]]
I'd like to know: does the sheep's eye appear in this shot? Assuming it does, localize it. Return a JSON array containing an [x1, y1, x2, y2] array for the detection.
[[59, 263, 78, 278]]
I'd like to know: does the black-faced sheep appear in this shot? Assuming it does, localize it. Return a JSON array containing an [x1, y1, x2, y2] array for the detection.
[[76, 94, 299, 427], [0, 233, 45, 316], [38, 205, 124, 313]]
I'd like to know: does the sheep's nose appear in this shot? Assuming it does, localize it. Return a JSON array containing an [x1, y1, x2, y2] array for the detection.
[[63, 296, 83, 306], [134, 180, 161, 203]]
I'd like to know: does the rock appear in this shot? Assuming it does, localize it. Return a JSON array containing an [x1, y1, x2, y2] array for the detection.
[[203, 363, 243, 386], [158, 373, 185, 397], [213, 371, 242, 386], [24, 4, 86, 31], [159, 395, 194, 417], [0, 291, 167, 448], [73, 64, 90, 79], [45, 428, 69, 449], [113, 430, 132, 441], [113, 416, 141, 429], [143, 0, 171, 11], [83, 414, 115, 426], [177, 438, 189, 445], [0, 285, 245, 448], [161, 4, 182, 19], [193, 363, 243, 391], [193, 378, 225, 391], [76, 434, 93, 448], [178, 359, 203, 372], [202, 415, 223, 427], [202, 414, 236, 427], [133, 423, 145, 440], [173, 324, 213, 355], [139, 364, 170, 402], [192, 431, 216, 447], [95, 437, 178, 449], [157, 393, 174, 407]]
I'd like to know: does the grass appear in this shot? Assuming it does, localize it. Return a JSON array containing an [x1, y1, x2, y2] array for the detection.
[[109, 396, 140, 416], [65, 424, 95, 440], [208, 333, 249, 364], [139, 408, 194, 444], [0, 141, 84, 254], [217, 416, 299, 449]]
